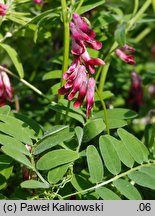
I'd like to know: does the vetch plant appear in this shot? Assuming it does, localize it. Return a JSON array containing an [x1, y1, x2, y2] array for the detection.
[[0, 0, 155, 201]]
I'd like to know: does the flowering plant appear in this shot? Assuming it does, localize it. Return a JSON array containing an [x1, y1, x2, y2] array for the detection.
[[0, 0, 155, 200]]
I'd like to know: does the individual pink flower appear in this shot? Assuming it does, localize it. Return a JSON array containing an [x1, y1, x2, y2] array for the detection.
[[70, 21, 102, 51], [68, 65, 86, 100], [115, 44, 136, 65], [71, 38, 85, 56], [33, 0, 43, 4], [58, 65, 87, 100], [127, 72, 144, 111], [86, 78, 96, 118], [73, 74, 88, 108], [63, 58, 80, 80], [72, 13, 96, 39], [81, 48, 105, 74], [0, 3, 8, 16], [0, 69, 13, 106]]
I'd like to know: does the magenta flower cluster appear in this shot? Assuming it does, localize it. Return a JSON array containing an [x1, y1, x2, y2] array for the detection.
[[58, 13, 105, 117]]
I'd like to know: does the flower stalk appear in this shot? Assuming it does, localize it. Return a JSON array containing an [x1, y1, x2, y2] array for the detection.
[[96, 87, 110, 135], [60, 0, 70, 90]]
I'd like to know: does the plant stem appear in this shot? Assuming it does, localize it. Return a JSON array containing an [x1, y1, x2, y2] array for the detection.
[[127, 0, 152, 31], [60, 0, 70, 93], [98, 41, 118, 92], [64, 100, 71, 124], [135, 27, 151, 43], [58, 0, 71, 123], [35, 169, 50, 186], [0, 66, 51, 102], [30, 154, 50, 186], [75, 0, 85, 13], [152, 0, 155, 13], [133, 0, 139, 16], [62, 160, 155, 199], [98, 62, 110, 93], [96, 87, 110, 135]]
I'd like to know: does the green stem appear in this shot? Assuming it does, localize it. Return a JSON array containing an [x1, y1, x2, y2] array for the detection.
[[127, 0, 152, 31], [135, 27, 151, 43], [132, 0, 139, 16], [35, 169, 50, 186], [98, 41, 118, 92], [30, 154, 50, 186], [60, 0, 70, 93], [61, 0, 67, 22], [96, 87, 110, 135], [149, 123, 155, 149], [0, 66, 51, 102], [152, 0, 155, 13], [64, 100, 71, 124], [75, 0, 85, 13], [61, 22, 70, 86], [62, 160, 155, 199], [98, 62, 110, 93]]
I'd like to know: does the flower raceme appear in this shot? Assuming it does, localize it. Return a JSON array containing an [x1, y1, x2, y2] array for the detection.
[[115, 44, 136, 65], [58, 13, 105, 117], [0, 3, 8, 16], [0, 68, 13, 106]]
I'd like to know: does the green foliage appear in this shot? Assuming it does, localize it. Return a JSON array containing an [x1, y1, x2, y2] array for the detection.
[[114, 23, 126, 46], [99, 135, 121, 175], [118, 128, 149, 163], [96, 187, 121, 200], [0, 114, 35, 144], [86, 145, 104, 183], [33, 125, 74, 155], [48, 164, 70, 184], [83, 119, 106, 142], [49, 102, 85, 124], [0, 44, 24, 78], [93, 108, 137, 129], [77, 0, 105, 14], [21, 180, 49, 189], [113, 179, 142, 200], [106, 135, 134, 168], [0, 155, 13, 190], [128, 165, 155, 190], [36, 149, 79, 170]]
